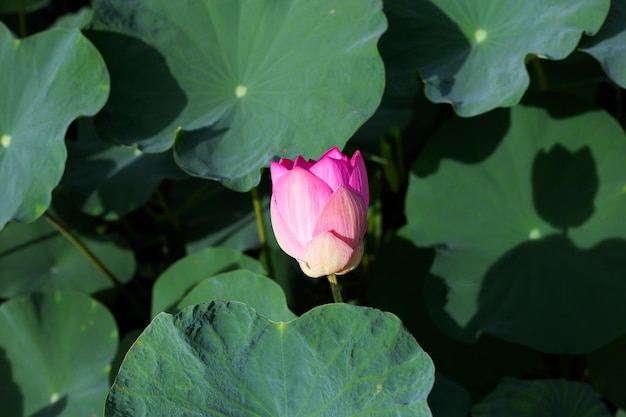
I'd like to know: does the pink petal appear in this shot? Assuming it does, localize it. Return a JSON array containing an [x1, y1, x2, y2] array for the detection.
[[349, 150, 369, 209], [270, 198, 305, 259], [293, 155, 312, 169], [298, 231, 359, 277], [309, 155, 351, 192], [271, 167, 333, 245], [312, 185, 368, 245], [270, 161, 291, 186], [318, 146, 346, 162]]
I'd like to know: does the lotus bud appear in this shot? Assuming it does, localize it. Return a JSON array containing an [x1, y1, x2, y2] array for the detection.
[[270, 147, 369, 278]]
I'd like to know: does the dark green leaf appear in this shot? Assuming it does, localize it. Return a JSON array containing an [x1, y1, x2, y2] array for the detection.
[[472, 378, 612, 417]]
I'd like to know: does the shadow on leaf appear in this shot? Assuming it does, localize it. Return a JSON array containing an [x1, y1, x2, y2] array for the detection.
[[86, 30, 187, 150]]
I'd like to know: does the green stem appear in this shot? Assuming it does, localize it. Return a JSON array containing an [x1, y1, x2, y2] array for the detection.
[[17, 0, 27, 38], [44, 211, 148, 321], [327, 273, 343, 303], [251, 186, 275, 279], [532, 57, 548, 91]]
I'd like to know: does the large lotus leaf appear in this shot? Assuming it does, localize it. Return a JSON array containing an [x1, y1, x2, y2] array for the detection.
[[61, 118, 186, 220], [588, 334, 626, 409], [0, 23, 109, 230], [88, 0, 386, 190], [406, 93, 626, 353], [0, 0, 49, 13], [151, 246, 265, 317], [579, 0, 626, 88], [471, 378, 612, 417], [384, 0, 609, 117], [105, 301, 435, 417], [175, 269, 296, 322], [0, 215, 134, 297], [0, 291, 118, 417]]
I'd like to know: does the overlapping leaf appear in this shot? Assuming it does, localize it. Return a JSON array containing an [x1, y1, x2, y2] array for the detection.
[[579, 0, 626, 88], [151, 246, 265, 316], [0, 215, 134, 297], [176, 269, 296, 322], [383, 0, 609, 117], [89, 0, 386, 190], [406, 93, 626, 353], [106, 301, 435, 417], [0, 23, 109, 230], [61, 118, 186, 220]]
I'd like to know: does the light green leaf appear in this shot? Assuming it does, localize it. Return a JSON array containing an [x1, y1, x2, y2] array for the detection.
[[0, 215, 134, 297], [579, 0, 626, 88], [0, 291, 118, 417], [472, 378, 612, 417], [384, 0, 609, 117], [52, 6, 93, 30], [176, 269, 296, 322], [405, 93, 626, 353], [151, 246, 265, 317], [0, 23, 109, 229], [105, 301, 435, 417], [89, 0, 386, 189]]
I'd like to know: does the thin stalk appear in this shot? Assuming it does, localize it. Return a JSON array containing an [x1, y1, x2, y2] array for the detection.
[[327, 273, 343, 303], [17, 0, 27, 38], [44, 211, 148, 321], [251, 186, 275, 279], [532, 57, 548, 91]]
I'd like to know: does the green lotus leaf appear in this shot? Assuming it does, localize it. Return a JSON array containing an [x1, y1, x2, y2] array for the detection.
[[0, 23, 109, 230], [405, 93, 626, 353], [105, 301, 435, 417], [383, 0, 609, 117], [472, 378, 612, 417], [0, 291, 118, 417], [88, 0, 386, 190]]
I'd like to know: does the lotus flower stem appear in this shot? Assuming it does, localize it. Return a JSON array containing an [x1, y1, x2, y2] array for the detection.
[[251, 185, 275, 279], [17, 0, 27, 38], [327, 273, 343, 303], [532, 58, 548, 91], [43, 211, 148, 321]]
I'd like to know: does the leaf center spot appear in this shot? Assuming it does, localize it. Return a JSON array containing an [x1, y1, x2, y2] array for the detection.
[[1, 134, 11, 148], [528, 228, 541, 240], [235, 85, 247, 98], [474, 29, 488, 43], [50, 392, 59, 403]]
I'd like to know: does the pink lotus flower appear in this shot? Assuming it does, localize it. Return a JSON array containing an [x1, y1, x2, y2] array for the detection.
[[270, 147, 369, 278]]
